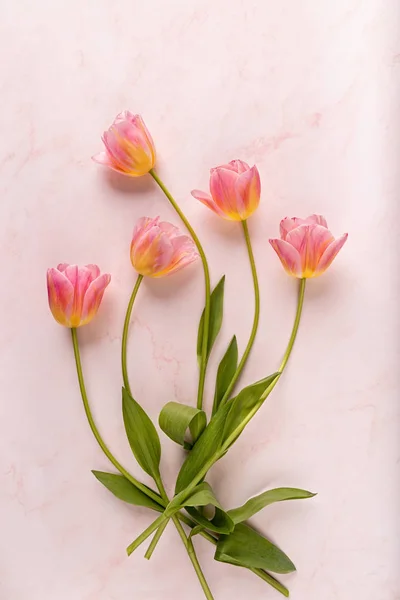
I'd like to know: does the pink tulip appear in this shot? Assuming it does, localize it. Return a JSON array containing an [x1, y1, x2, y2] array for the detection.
[[47, 264, 111, 327], [269, 215, 348, 278], [130, 217, 198, 278], [191, 159, 261, 221], [92, 111, 156, 177]]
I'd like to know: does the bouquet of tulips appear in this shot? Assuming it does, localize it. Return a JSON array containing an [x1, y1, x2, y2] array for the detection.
[[47, 112, 347, 599]]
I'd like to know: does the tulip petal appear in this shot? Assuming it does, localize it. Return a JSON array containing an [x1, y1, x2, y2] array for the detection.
[[81, 274, 111, 326], [315, 233, 348, 276], [210, 168, 243, 221], [158, 235, 198, 276], [235, 165, 261, 219], [132, 216, 159, 246], [47, 268, 74, 326], [269, 239, 302, 277], [222, 159, 251, 174], [286, 224, 334, 276], [158, 221, 181, 239], [131, 228, 174, 276], [92, 152, 115, 167], [279, 217, 308, 240], [306, 214, 328, 228], [85, 264, 101, 280], [191, 190, 225, 217]]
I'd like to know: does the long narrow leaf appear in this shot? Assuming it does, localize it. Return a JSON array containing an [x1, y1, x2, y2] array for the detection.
[[92, 471, 162, 512], [212, 335, 238, 414], [197, 275, 225, 363], [122, 387, 161, 479], [228, 487, 316, 524]]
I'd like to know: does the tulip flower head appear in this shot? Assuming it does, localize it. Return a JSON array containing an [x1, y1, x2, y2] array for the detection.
[[47, 264, 111, 327], [130, 217, 198, 278], [92, 111, 156, 177], [191, 159, 261, 221], [269, 215, 348, 278]]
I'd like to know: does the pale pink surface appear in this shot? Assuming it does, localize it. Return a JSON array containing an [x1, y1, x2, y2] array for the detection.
[[1, 2, 399, 600]]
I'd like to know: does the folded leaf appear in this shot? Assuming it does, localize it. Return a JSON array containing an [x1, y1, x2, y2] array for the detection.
[[228, 487, 316, 524], [197, 275, 225, 363], [169, 482, 234, 534], [92, 471, 162, 512], [222, 373, 280, 447], [212, 335, 238, 415], [175, 402, 231, 494], [159, 402, 206, 447], [215, 523, 296, 574], [122, 387, 161, 479]]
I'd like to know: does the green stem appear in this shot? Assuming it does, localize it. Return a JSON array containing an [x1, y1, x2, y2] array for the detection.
[[144, 517, 169, 559], [121, 274, 143, 396], [278, 277, 306, 373], [149, 169, 211, 410], [187, 536, 215, 600], [127, 513, 167, 555], [218, 220, 260, 410], [71, 328, 161, 506], [168, 278, 307, 507]]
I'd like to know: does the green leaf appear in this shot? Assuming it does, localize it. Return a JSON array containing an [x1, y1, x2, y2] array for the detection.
[[222, 373, 280, 447], [175, 402, 231, 494], [92, 471, 162, 512], [197, 276, 225, 363], [122, 387, 161, 479], [212, 335, 238, 415], [212, 553, 290, 597], [215, 523, 296, 574], [159, 402, 206, 447], [169, 482, 235, 534], [228, 487, 316, 524]]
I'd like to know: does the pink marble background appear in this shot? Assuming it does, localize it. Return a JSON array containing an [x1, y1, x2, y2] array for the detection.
[[1, 1, 399, 598]]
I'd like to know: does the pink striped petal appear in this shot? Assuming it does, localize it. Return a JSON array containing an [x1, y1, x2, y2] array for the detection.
[[280, 217, 308, 240], [131, 229, 174, 276], [315, 233, 348, 276], [191, 189, 225, 217], [47, 268, 74, 326], [85, 264, 101, 280], [210, 168, 242, 220], [221, 159, 251, 174], [156, 235, 198, 277], [286, 224, 333, 275], [80, 274, 111, 326], [92, 152, 115, 167], [306, 214, 328, 228], [132, 216, 159, 246], [235, 165, 261, 219], [269, 239, 302, 277]]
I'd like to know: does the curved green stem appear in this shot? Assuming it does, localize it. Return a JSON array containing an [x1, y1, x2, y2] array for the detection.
[[278, 277, 306, 373], [149, 169, 211, 410], [71, 327, 161, 505], [218, 220, 260, 409], [121, 274, 143, 396]]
